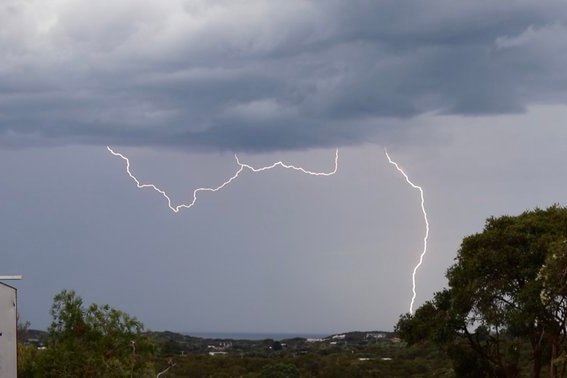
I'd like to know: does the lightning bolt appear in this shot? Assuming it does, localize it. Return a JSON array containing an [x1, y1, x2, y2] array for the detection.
[[108, 145, 427, 314], [235, 154, 339, 176], [385, 149, 429, 315], [106, 146, 339, 213]]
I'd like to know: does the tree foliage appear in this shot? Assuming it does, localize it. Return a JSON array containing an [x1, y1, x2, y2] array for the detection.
[[23, 289, 156, 377], [396, 206, 567, 377]]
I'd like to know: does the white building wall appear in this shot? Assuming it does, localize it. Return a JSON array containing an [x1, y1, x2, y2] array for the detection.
[[0, 283, 17, 378]]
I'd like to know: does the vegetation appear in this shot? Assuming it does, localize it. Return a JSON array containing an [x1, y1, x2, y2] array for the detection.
[[20, 205, 567, 377], [19, 290, 156, 377], [396, 205, 567, 377], [145, 331, 451, 377], [20, 323, 451, 377]]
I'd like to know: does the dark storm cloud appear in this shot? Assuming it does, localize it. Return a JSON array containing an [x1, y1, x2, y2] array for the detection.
[[1, 0, 567, 151]]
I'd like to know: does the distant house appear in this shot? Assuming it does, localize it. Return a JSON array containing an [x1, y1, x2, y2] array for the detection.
[[207, 341, 232, 351], [208, 351, 228, 356], [0, 281, 17, 378], [366, 332, 386, 339]]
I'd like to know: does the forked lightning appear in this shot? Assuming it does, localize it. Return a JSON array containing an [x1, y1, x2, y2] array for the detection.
[[385, 149, 430, 315], [106, 146, 339, 213], [107, 146, 429, 314]]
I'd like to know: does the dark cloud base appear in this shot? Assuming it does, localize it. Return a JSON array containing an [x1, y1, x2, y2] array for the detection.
[[1, 1, 566, 151]]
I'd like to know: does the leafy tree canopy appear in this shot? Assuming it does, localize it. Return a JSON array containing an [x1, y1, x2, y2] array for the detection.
[[24, 289, 156, 377], [397, 205, 567, 378]]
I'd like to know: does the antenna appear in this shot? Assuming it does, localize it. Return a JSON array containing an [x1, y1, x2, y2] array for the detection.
[[0, 276, 22, 280]]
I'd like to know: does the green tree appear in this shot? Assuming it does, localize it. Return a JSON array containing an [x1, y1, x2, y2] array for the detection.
[[18, 316, 41, 377], [33, 289, 156, 377], [397, 206, 567, 378], [537, 240, 567, 376]]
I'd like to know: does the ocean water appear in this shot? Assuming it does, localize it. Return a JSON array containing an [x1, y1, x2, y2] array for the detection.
[[183, 331, 330, 340]]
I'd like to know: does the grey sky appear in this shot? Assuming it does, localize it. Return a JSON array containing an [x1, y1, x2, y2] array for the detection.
[[2, 1, 567, 333]]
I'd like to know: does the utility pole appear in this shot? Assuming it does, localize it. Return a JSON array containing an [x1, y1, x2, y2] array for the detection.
[[0, 275, 22, 378]]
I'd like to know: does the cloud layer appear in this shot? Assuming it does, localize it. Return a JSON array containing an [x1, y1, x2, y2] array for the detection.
[[2, 0, 567, 151]]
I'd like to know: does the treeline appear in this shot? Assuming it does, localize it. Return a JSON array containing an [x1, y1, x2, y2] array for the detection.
[[396, 205, 567, 377], [18, 290, 451, 377], [21, 206, 567, 377]]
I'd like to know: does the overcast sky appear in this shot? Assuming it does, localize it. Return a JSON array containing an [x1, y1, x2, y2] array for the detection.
[[3, 0, 567, 334]]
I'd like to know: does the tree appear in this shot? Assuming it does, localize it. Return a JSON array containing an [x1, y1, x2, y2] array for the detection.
[[271, 341, 283, 351], [537, 240, 567, 376], [18, 315, 40, 377], [34, 289, 156, 377], [397, 206, 567, 378]]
